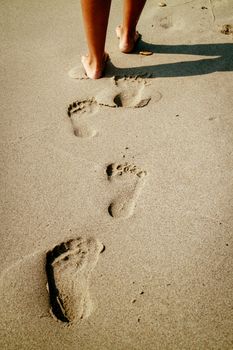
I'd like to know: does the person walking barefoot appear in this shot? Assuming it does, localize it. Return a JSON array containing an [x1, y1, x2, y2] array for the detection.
[[80, 0, 147, 79]]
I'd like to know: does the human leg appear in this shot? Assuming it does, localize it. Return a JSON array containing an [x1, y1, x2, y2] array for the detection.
[[81, 0, 111, 79], [116, 0, 147, 53]]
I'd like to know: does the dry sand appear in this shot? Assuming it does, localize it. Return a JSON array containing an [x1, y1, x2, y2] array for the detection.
[[1, 0, 233, 349]]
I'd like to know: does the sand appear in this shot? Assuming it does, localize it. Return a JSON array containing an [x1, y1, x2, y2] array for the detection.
[[0, 0, 233, 349]]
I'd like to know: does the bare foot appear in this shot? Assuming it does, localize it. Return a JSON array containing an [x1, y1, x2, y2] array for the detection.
[[81, 52, 109, 79], [116, 25, 141, 53]]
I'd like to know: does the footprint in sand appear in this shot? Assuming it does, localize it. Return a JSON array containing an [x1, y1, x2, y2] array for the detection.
[[46, 237, 103, 325], [106, 162, 147, 219], [94, 77, 159, 109], [67, 78, 161, 138], [67, 98, 99, 138], [112, 77, 153, 108]]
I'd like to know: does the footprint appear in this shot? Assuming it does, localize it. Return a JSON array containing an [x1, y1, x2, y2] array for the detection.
[[106, 162, 147, 219], [67, 78, 161, 138], [94, 77, 154, 109], [67, 98, 99, 137], [46, 237, 103, 325], [113, 77, 152, 108]]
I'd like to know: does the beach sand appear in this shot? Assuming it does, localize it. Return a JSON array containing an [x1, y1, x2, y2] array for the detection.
[[0, 0, 233, 349]]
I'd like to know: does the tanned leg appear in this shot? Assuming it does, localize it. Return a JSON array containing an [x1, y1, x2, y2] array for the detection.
[[81, 0, 112, 79], [116, 0, 147, 53]]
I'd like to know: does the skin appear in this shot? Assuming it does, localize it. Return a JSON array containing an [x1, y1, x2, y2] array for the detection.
[[81, 0, 147, 79]]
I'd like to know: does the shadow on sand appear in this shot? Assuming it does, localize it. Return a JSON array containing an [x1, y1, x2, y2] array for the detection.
[[105, 40, 233, 78]]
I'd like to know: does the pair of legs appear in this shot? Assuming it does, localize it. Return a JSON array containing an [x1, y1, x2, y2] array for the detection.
[[81, 0, 147, 79]]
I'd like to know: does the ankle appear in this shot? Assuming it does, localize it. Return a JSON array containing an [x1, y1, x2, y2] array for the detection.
[[121, 25, 136, 38], [87, 53, 105, 70]]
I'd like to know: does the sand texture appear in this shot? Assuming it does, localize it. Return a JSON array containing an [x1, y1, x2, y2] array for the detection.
[[0, 0, 233, 349]]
